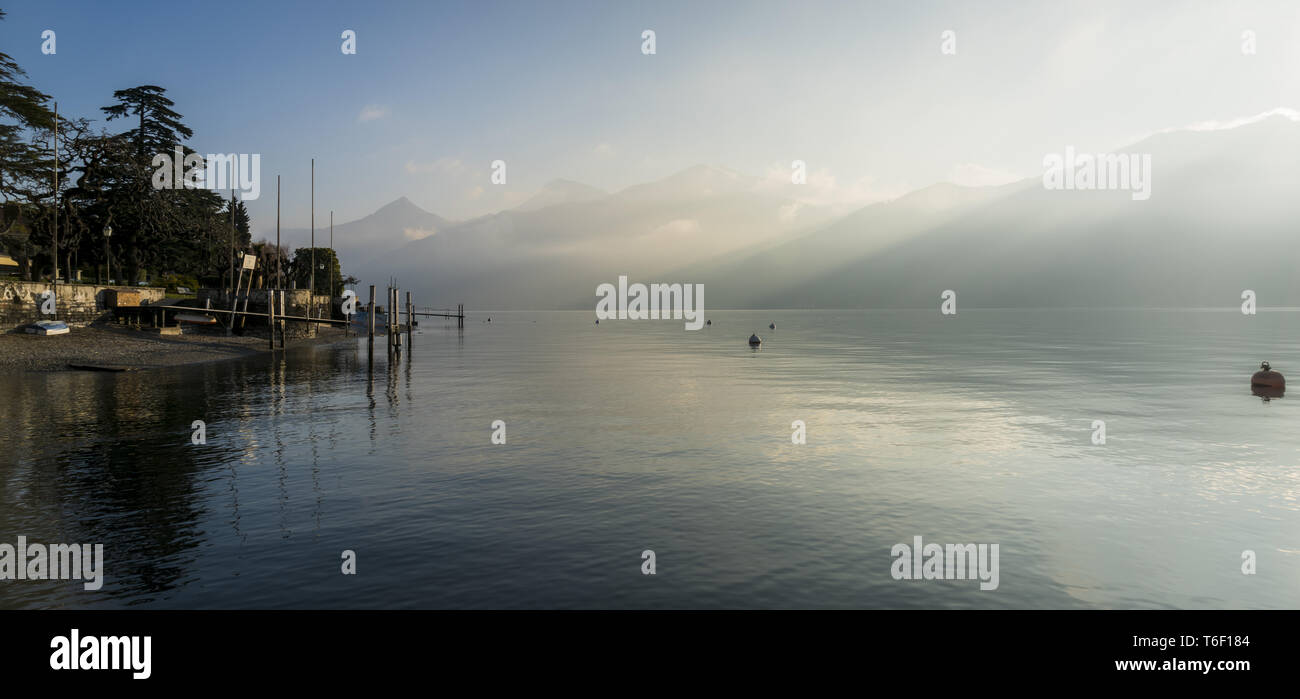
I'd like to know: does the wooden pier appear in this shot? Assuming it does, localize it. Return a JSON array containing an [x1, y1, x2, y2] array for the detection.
[[137, 283, 464, 361]]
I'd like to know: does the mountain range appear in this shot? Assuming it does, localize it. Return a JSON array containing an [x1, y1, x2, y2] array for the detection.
[[259, 114, 1300, 310]]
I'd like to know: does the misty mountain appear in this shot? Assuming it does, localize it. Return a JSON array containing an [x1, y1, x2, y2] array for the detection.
[[706, 115, 1300, 308], [349, 165, 836, 309], [515, 179, 608, 212], [316, 114, 1300, 310], [262, 196, 452, 278]]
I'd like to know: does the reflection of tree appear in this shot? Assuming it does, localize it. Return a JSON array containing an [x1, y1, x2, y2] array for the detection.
[[0, 369, 230, 605], [0, 359, 269, 606]]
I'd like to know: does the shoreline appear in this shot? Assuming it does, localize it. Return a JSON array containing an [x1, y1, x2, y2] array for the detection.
[[0, 322, 357, 373]]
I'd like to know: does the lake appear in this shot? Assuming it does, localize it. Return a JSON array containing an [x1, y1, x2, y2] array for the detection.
[[2, 309, 1298, 609]]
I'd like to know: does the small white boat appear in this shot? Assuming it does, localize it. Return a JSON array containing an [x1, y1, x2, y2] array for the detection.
[[26, 320, 70, 336]]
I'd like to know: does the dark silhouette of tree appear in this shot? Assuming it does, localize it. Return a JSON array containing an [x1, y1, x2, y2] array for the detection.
[[290, 247, 343, 296], [97, 85, 220, 283], [100, 85, 193, 161], [0, 11, 346, 289], [0, 9, 55, 198]]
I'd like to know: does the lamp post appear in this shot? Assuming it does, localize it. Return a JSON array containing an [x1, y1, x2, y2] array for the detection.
[[103, 224, 113, 285]]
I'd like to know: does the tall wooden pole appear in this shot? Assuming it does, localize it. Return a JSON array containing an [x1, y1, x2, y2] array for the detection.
[[367, 284, 375, 342], [330, 210, 334, 317], [52, 101, 58, 289], [268, 285, 275, 350], [276, 175, 281, 289], [228, 189, 234, 300], [310, 158, 315, 319]]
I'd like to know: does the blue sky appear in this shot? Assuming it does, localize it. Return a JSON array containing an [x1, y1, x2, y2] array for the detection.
[[4, 0, 1300, 237]]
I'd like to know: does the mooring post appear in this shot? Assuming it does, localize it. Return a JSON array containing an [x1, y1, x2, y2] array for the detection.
[[367, 285, 375, 342], [268, 288, 275, 350], [279, 290, 286, 349], [394, 287, 402, 349], [387, 286, 395, 352], [406, 291, 413, 340]]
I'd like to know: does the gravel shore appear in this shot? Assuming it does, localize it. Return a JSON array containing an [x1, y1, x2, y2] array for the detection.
[[0, 323, 355, 373]]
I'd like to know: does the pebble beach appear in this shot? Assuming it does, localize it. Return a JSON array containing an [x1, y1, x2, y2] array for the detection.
[[0, 323, 353, 372]]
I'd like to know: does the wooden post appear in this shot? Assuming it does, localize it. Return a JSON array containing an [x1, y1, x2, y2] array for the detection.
[[268, 288, 275, 350], [240, 263, 254, 330], [406, 291, 413, 340], [367, 285, 375, 342]]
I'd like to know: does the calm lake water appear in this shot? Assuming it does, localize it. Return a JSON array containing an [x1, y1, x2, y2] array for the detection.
[[2, 309, 1298, 609]]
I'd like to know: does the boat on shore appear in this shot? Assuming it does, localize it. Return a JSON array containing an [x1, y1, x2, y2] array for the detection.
[[351, 309, 390, 330], [175, 312, 218, 325], [25, 321, 70, 336]]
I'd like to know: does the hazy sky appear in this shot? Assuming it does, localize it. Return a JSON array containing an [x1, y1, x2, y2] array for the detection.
[[5, 0, 1300, 234]]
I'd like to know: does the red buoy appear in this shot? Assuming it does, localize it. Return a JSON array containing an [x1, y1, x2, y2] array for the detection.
[[1251, 362, 1285, 389]]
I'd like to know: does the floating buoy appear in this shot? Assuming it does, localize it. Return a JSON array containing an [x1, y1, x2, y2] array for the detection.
[[706, 319, 711, 326], [1253, 384, 1284, 401], [749, 333, 762, 346], [595, 319, 599, 324], [1251, 361, 1285, 389], [769, 322, 775, 330]]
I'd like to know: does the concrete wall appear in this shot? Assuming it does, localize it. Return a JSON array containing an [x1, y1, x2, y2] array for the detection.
[[1, 281, 166, 330]]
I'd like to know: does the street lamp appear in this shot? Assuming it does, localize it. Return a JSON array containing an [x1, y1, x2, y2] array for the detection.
[[103, 225, 113, 285]]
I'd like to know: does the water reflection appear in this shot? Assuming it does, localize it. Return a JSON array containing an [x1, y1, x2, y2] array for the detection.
[[3, 310, 1299, 609]]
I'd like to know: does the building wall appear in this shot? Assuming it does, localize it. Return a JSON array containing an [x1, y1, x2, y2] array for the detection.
[[1, 281, 166, 330]]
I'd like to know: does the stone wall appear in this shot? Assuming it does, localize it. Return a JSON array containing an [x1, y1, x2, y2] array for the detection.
[[1, 281, 166, 330]]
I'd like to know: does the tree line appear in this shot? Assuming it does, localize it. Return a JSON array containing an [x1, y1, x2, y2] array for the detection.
[[0, 8, 346, 295]]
